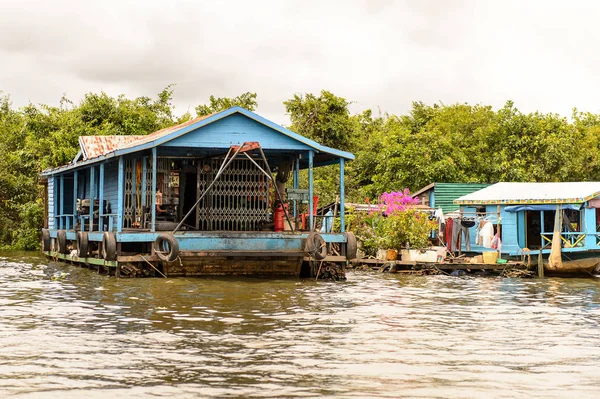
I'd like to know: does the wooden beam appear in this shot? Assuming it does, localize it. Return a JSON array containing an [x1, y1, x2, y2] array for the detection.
[[340, 157, 345, 233], [99, 163, 104, 231], [308, 150, 314, 230], [151, 148, 157, 232]]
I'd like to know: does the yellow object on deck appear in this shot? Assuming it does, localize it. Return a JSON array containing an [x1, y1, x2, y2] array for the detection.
[[483, 251, 499, 264]]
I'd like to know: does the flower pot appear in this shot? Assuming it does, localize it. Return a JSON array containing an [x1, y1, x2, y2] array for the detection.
[[386, 249, 398, 261]]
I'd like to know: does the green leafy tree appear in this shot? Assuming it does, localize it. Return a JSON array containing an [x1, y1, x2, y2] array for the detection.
[[284, 90, 354, 151], [195, 92, 258, 116]]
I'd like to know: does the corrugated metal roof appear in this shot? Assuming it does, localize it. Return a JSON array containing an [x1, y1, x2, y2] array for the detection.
[[455, 182, 600, 205], [79, 135, 144, 160], [435, 183, 491, 213], [412, 183, 491, 213], [411, 183, 435, 198], [118, 114, 214, 152], [44, 107, 355, 176], [78, 114, 214, 161]]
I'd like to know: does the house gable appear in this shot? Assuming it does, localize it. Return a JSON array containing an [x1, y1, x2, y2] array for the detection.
[[162, 113, 313, 151]]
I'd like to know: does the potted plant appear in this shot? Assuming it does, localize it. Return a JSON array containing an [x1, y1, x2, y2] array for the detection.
[[377, 190, 437, 260]]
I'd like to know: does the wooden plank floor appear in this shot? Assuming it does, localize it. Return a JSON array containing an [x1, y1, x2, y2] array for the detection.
[[350, 258, 530, 271]]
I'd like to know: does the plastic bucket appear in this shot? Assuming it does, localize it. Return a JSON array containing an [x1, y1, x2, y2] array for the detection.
[[483, 251, 499, 264]]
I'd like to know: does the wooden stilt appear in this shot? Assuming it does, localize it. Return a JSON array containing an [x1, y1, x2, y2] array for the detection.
[[538, 249, 544, 278]]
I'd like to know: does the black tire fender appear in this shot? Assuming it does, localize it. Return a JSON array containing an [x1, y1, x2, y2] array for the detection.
[[345, 232, 358, 260], [154, 233, 180, 262], [76, 231, 89, 258], [41, 229, 51, 252], [102, 232, 117, 261], [56, 230, 68, 254], [306, 232, 328, 260]]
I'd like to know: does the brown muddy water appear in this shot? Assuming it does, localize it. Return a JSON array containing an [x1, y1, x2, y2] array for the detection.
[[1, 252, 600, 398]]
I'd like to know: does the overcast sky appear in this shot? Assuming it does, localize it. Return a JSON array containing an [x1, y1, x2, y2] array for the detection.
[[1, 0, 599, 124]]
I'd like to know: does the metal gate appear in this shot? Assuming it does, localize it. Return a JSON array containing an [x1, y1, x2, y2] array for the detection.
[[196, 158, 270, 231]]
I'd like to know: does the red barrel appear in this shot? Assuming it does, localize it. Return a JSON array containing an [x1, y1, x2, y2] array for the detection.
[[274, 202, 288, 232]]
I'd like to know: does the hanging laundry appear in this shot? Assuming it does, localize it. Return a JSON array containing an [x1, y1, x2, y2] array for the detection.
[[445, 218, 454, 250], [476, 219, 486, 246], [451, 218, 462, 252], [460, 222, 471, 251], [479, 221, 494, 248], [491, 233, 502, 252], [435, 207, 446, 244]]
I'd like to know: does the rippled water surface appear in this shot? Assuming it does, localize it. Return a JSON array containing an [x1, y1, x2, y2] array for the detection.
[[1, 252, 600, 398]]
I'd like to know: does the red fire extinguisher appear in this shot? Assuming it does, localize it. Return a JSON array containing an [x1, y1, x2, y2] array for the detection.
[[274, 202, 288, 232]]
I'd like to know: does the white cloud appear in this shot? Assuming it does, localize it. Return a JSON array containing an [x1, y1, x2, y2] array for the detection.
[[1, 0, 600, 125]]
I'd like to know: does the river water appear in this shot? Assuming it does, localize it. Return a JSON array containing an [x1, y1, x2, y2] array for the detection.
[[1, 252, 600, 398]]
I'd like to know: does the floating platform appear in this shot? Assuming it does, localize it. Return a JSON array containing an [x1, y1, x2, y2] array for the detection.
[[350, 258, 536, 277]]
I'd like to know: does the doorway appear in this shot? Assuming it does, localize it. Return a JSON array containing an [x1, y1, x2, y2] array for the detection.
[[181, 171, 198, 229], [525, 210, 542, 248]]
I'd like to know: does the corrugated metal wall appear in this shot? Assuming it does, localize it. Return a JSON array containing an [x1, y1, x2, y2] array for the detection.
[[434, 183, 491, 213]]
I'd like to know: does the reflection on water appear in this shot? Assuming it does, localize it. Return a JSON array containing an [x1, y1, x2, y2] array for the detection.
[[1, 251, 600, 398]]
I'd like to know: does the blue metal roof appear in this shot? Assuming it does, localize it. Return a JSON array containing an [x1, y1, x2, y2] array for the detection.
[[41, 106, 354, 176]]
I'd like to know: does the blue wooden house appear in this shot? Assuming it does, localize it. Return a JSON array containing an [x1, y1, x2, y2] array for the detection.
[[453, 182, 600, 256], [40, 106, 356, 277]]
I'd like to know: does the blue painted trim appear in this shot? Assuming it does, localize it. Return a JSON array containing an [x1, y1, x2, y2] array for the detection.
[[89, 166, 95, 231], [293, 156, 299, 218], [53, 176, 58, 230], [59, 175, 64, 229], [151, 148, 157, 232], [117, 157, 124, 232], [40, 107, 354, 177], [46, 230, 348, 244], [340, 158, 345, 232], [99, 163, 105, 231], [73, 170, 78, 230], [308, 150, 314, 230]]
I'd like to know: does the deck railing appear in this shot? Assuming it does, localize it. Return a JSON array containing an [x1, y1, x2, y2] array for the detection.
[[540, 232, 586, 249]]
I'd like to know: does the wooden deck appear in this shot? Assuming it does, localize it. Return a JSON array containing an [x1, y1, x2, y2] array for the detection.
[[350, 258, 535, 276]]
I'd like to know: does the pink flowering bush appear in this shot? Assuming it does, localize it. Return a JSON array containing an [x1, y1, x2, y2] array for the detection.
[[379, 189, 420, 215], [378, 189, 436, 250]]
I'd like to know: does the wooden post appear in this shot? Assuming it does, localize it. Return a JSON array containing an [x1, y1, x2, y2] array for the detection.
[[308, 150, 314, 230], [151, 148, 157, 232], [89, 166, 96, 232], [497, 205, 502, 259], [73, 170, 78, 231], [339, 157, 345, 233], [99, 163, 104, 231], [117, 157, 124, 232], [293, 156, 299, 219], [59, 175, 64, 229], [538, 248, 544, 278]]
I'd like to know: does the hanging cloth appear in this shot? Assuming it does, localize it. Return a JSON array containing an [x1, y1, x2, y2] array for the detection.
[[445, 218, 454, 251], [479, 221, 494, 248]]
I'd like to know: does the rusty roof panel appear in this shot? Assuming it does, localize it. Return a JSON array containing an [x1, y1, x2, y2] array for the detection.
[[79, 135, 145, 160], [78, 114, 215, 161]]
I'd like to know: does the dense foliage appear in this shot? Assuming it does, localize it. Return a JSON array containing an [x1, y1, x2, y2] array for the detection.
[[346, 190, 436, 255], [1, 85, 600, 250]]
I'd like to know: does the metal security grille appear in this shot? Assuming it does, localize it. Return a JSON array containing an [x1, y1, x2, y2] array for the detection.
[[145, 157, 153, 209], [157, 158, 170, 195], [197, 158, 270, 231], [123, 159, 134, 228]]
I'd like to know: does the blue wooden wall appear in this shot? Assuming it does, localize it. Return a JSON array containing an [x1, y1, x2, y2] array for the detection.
[[103, 160, 119, 214], [163, 113, 313, 151], [48, 177, 55, 229], [494, 205, 519, 254]]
